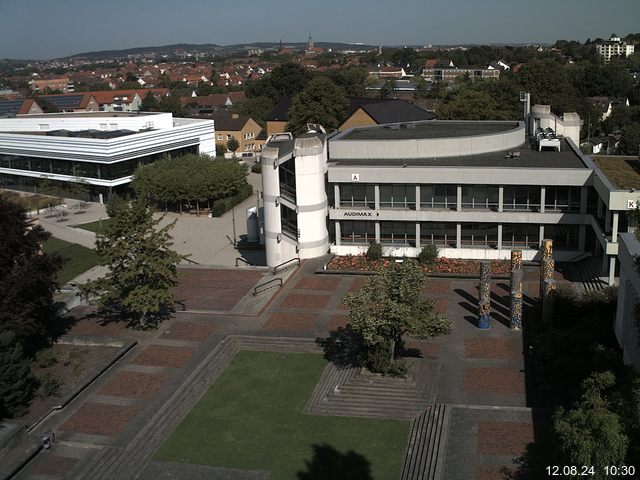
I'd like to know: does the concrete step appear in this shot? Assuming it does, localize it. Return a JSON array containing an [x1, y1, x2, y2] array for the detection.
[[400, 404, 450, 480]]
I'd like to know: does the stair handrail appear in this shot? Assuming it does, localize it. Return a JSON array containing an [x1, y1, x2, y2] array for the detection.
[[253, 277, 283, 296], [273, 257, 300, 275]]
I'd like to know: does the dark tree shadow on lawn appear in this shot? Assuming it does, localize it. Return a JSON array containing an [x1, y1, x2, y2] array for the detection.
[[316, 326, 361, 369], [297, 443, 372, 480]]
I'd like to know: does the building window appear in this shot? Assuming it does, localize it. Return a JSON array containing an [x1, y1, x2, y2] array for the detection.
[[340, 221, 375, 244], [462, 185, 499, 210], [217, 134, 223, 141], [461, 223, 499, 248], [420, 184, 456, 209], [380, 221, 415, 246], [502, 224, 539, 249], [544, 224, 579, 250], [503, 186, 541, 211], [380, 184, 416, 209], [226, 134, 232, 141], [99, 123, 107, 130], [545, 186, 580, 212], [340, 184, 375, 209], [278, 159, 296, 202], [38, 124, 49, 131], [281, 204, 298, 240], [420, 222, 456, 247]]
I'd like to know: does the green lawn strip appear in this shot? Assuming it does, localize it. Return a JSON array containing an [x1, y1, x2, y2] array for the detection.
[[42, 237, 100, 285], [73, 218, 112, 233], [156, 351, 409, 480]]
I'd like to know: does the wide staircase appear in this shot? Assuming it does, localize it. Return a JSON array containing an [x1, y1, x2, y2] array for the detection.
[[570, 257, 607, 293], [305, 359, 439, 419]]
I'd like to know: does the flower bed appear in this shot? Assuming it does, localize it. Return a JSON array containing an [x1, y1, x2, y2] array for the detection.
[[326, 255, 511, 276]]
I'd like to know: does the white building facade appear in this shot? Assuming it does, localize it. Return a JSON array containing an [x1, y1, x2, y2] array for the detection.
[[0, 112, 215, 202], [596, 34, 635, 63], [261, 109, 640, 285]]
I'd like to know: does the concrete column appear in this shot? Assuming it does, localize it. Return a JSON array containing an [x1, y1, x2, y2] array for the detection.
[[580, 186, 588, 214], [539, 225, 544, 248], [497, 224, 503, 250], [415, 223, 421, 248], [374, 185, 380, 210], [457, 185, 462, 212], [415, 185, 421, 211], [612, 212, 619, 241], [540, 186, 546, 213], [334, 184, 340, 209], [608, 256, 616, 286], [498, 186, 504, 213], [456, 223, 462, 249], [335, 221, 341, 246], [578, 225, 586, 251], [375, 221, 380, 244]]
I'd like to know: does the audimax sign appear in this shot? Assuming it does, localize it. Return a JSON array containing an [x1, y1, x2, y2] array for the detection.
[[340, 210, 380, 217]]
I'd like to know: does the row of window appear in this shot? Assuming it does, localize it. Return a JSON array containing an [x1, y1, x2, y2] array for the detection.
[[338, 184, 583, 212], [339, 221, 580, 249], [0, 146, 198, 180]]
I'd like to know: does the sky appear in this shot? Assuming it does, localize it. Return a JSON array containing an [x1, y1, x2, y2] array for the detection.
[[0, 0, 639, 60]]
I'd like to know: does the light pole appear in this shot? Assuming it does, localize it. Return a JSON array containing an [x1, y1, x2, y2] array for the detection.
[[231, 206, 237, 247]]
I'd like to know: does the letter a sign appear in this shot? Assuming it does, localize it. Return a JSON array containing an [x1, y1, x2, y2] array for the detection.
[[351, 173, 360, 182]]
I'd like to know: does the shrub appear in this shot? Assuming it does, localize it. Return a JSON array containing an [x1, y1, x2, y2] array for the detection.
[[366, 242, 383, 261], [358, 341, 392, 373], [211, 184, 253, 217], [251, 162, 262, 174], [35, 349, 58, 368], [418, 244, 439, 266], [37, 373, 62, 399]]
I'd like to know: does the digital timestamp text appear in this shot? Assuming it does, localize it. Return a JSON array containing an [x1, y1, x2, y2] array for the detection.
[[546, 465, 636, 476]]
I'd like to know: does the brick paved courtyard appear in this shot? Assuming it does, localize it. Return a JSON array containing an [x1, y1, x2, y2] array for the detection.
[[16, 261, 571, 480]]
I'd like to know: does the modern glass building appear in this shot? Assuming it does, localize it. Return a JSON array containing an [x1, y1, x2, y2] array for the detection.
[[0, 112, 215, 202]]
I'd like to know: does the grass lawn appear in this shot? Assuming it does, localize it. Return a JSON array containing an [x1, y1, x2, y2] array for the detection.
[[43, 237, 100, 284], [74, 217, 112, 233], [156, 351, 410, 480]]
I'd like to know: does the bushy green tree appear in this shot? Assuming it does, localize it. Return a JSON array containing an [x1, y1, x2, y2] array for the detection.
[[226, 136, 240, 154], [82, 197, 185, 328], [343, 261, 452, 372], [286, 77, 348, 134], [245, 63, 313, 103], [553, 371, 628, 476]]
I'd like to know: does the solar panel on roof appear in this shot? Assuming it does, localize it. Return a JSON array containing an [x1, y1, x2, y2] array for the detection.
[[0, 99, 24, 114]]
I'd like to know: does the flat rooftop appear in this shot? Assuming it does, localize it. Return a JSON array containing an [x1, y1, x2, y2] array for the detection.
[[339, 121, 520, 141], [330, 139, 587, 169], [9, 112, 159, 119], [594, 155, 640, 190], [3, 129, 141, 139]]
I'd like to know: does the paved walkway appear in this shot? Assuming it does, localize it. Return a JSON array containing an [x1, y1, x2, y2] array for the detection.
[[32, 170, 265, 273], [8, 260, 573, 480]]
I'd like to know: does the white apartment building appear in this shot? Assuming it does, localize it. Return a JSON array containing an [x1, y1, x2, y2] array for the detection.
[[597, 34, 635, 63]]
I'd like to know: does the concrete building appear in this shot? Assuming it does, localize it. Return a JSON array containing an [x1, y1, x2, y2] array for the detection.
[[261, 107, 640, 286], [212, 112, 264, 153], [597, 34, 635, 63], [421, 66, 500, 83], [0, 112, 215, 202], [29, 77, 74, 93], [615, 233, 640, 370]]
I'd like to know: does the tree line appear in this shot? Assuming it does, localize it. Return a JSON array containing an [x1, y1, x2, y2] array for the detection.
[[130, 153, 251, 215]]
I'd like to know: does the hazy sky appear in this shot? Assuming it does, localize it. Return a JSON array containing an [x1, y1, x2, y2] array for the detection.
[[1, 0, 639, 59]]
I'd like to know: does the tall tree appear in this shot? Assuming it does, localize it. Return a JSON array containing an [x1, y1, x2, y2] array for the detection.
[[245, 63, 313, 104], [0, 196, 61, 351], [0, 330, 36, 419], [286, 77, 348, 135], [343, 261, 452, 372], [82, 197, 185, 328], [226, 136, 240, 155]]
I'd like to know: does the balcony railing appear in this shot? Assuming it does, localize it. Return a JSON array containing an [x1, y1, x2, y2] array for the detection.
[[280, 183, 296, 202], [282, 220, 298, 240]]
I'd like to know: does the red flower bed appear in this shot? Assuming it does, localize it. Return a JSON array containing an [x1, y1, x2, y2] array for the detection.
[[326, 255, 511, 276]]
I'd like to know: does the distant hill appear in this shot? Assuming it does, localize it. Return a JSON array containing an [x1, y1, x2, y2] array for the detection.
[[67, 41, 381, 60]]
